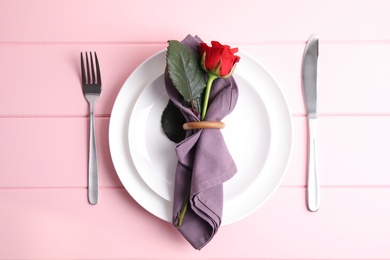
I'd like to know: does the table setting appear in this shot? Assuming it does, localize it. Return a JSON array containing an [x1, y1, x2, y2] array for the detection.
[[1, 0, 390, 259]]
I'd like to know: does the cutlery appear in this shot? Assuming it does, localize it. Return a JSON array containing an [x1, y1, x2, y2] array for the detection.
[[81, 52, 102, 205], [302, 35, 319, 212]]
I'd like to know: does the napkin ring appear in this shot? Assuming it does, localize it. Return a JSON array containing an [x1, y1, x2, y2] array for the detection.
[[183, 121, 225, 130]]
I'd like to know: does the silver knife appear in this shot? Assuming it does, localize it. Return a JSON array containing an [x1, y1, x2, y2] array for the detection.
[[302, 34, 319, 212]]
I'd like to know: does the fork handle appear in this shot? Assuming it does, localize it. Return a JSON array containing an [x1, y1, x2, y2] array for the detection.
[[88, 104, 98, 205]]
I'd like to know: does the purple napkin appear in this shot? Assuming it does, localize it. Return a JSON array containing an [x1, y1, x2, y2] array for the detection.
[[165, 35, 239, 249]]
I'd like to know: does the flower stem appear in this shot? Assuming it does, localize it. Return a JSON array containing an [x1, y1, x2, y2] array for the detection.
[[177, 76, 217, 228], [176, 181, 191, 228], [201, 74, 218, 121]]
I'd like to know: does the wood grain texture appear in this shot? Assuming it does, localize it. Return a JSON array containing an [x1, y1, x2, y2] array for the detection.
[[0, 188, 389, 259], [0, 0, 389, 259], [1, 43, 390, 116], [0, 0, 390, 42], [2, 116, 390, 188]]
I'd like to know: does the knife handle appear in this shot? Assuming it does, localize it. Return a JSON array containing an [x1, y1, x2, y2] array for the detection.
[[307, 117, 319, 212]]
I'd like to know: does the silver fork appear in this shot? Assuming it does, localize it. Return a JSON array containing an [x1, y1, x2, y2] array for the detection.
[[81, 52, 102, 205]]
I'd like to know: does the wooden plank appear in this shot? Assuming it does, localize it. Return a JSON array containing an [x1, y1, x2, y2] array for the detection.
[[1, 116, 390, 188], [0, 188, 389, 259], [2, 44, 390, 117], [0, 0, 390, 42]]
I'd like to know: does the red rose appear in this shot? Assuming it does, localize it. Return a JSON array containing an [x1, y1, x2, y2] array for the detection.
[[199, 41, 240, 77], [198, 41, 240, 120]]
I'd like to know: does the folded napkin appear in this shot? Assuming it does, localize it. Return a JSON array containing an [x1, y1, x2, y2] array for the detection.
[[165, 35, 239, 249]]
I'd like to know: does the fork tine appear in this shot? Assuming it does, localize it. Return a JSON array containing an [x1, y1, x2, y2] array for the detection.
[[90, 52, 96, 84], [94, 52, 101, 84], [81, 52, 86, 84], [86, 52, 91, 84]]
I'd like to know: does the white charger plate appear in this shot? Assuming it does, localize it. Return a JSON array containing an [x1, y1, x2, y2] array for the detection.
[[109, 49, 293, 225]]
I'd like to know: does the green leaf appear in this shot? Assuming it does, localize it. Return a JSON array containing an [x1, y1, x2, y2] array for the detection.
[[167, 40, 206, 115], [161, 100, 186, 143]]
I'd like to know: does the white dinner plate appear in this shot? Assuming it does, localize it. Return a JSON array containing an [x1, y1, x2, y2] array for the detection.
[[109, 49, 293, 225]]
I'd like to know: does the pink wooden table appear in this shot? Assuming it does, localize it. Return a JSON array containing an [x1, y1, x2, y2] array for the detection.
[[1, 0, 390, 259]]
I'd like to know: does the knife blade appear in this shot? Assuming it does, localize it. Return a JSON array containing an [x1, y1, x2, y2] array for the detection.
[[302, 34, 319, 212]]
